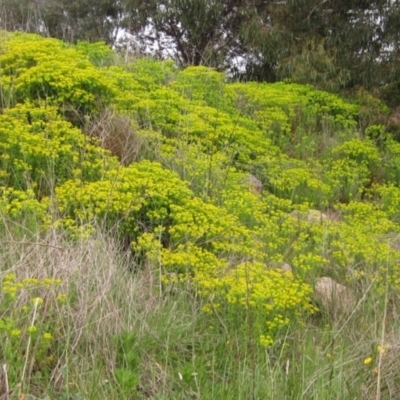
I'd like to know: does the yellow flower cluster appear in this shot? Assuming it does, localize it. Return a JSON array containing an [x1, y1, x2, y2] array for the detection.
[[0, 33, 115, 114], [3, 32, 400, 348], [1, 273, 65, 344]]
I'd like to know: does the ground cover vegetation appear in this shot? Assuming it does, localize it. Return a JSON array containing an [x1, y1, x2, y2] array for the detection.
[[0, 32, 400, 398]]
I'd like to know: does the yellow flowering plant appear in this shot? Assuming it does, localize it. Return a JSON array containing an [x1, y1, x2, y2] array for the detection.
[[0, 273, 67, 386], [2, 31, 400, 355], [0, 33, 115, 121]]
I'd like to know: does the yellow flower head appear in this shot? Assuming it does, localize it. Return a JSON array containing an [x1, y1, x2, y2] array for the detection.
[[27, 325, 38, 334], [11, 329, 21, 337], [377, 344, 390, 354], [41, 278, 53, 286], [31, 297, 44, 306], [364, 357, 373, 365], [56, 294, 68, 303], [4, 274, 16, 282]]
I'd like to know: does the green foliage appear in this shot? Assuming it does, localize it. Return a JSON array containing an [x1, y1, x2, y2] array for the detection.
[[2, 33, 400, 365], [0, 33, 115, 120], [172, 66, 227, 109], [0, 104, 116, 195], [54, 160, 313, 344], [0, 187, 48, 232], [75, 41, 115, 66], [277, 38, 351, 92], [1, 33, 400, 399], [332, 139, 380, 170], [126, 58, 178, 88], [371, 184, 400, 223], [54, 161, 192, 238], [0, 273, 67, 390], [114, 332, 140, 395], [380, 138, 400, 185]]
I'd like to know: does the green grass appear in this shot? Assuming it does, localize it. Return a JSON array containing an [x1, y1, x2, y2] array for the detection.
[[0, 222, 399, 399]]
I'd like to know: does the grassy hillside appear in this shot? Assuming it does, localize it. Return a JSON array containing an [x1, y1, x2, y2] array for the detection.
[[0, 31, 400, 399]]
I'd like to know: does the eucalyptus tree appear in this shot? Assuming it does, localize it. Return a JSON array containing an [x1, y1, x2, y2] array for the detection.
[[44, 0, 125, 44], [122, 0, 400, 90], [123, 0, 275, 72], [0, 0, 125, 44], [271, 0, 399, 90], [0, 0, 45, 33]]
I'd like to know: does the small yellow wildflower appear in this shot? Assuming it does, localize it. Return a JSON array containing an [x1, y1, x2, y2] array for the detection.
[[56, 294, 68, 303], [326, 353, 332, 359], [41, 278, 53, 286], [27, 325, 38, 334], [23, 278, 39, 286], [4, 286, 17, 295], [259, 334, 273, 347], [43, 332, 52, 341], [377, 344, 390, 354], [31, 297, 44, 306], [11, 329, 21, 337], [4, 273, 16, 281], [364, 357, 372, 365], [202, 304, 211, 313]]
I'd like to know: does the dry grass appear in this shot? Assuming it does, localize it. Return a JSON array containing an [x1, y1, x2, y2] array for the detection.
[[0, 219, 165, 398], [85, 108, 143, 165], [1, 220, 400, 399]]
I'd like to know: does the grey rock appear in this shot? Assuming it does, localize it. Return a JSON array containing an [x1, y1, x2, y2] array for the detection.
[[315, 277, 356, 315], [290, 209, 328, 224], [241, 175, 263, 194], [280, 262, 293, 273]]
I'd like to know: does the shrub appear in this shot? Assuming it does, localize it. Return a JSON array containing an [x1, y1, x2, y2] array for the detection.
[[0, 105, 116, 195], [0, 33, 115, 121]]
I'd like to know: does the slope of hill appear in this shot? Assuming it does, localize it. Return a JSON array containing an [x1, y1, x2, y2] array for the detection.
[[0, 32, 399, 399]]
